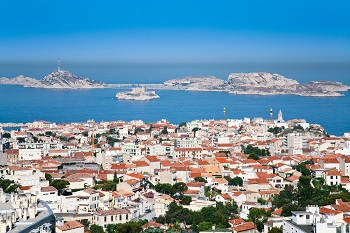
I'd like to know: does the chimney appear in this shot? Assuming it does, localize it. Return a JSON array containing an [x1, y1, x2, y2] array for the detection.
[[341, 223, 346, 233], [23, 208, 28, 220], [28, 207, 35, 219]]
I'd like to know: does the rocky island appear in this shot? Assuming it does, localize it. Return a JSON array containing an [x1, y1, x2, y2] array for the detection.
[[1, 69, 349, 97], [0, 69, 107, 89], [116, 87, 160, 100], [162, 72, 350, 97]]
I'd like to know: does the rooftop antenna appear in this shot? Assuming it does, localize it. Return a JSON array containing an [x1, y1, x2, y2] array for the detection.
[[58, 58, 60, 71]]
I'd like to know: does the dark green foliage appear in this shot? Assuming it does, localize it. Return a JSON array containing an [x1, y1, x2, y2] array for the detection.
[[156, 215, 166, 224], [105, 220, 147, 233], [293, 124, 304, 130], [293, 161, 312, 176], [224, 176, 243, 186], [154, 183, 174, 195], [134, 127, 144, 135], [281, 203, 304, 217], [248, 208, 271, 232], [180, 195, 192, 205], [271, 185, 295, 208], [45, 173, 53, 183], [89, 224, 104, 233], [106, 136, 120, 147], [0, 178, 20, 193], [2, 132, 11, 138], [17, 137, 26, 143], [268, 226, 283, 233], [243, 144, 270, 160], [82, 131, 89, 137], [172, 182, 188, 194], [268, 127, 283, 135], [197, 222, 212, 231], [272, 174, 350, 217], [50, 179, 70, 192], [160, 126, 168, 135], [164, 201, 234, 228], [194, 177, 207, 183]]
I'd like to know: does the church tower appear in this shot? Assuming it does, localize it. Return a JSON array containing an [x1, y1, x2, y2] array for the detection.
[[278, 109, 283, 122]]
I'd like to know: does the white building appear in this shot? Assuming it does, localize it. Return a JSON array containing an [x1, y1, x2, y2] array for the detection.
[[93, 209, 131, 230], [283, 206, 338, 233]]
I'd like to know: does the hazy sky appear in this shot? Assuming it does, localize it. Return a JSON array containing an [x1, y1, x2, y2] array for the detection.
[[1, 1, 350, 64]]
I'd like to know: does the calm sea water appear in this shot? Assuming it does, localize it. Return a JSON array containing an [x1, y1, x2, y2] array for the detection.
[[0, 62, 349, 136]]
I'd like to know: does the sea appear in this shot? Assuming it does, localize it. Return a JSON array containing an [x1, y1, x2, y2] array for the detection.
[[0, 61, 349, 136]]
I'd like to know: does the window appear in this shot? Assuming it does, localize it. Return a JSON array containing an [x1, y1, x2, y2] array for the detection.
[[119, 215, 122, 221], [111, 216, 113, 221], [104, 216, 107, 222], [330, 176, 333, 179], [126, 214, 128, 220], [306, 215, 310, 219]]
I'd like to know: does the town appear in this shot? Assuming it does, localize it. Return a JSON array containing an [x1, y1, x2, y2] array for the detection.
[[0, 111, 350, 233]]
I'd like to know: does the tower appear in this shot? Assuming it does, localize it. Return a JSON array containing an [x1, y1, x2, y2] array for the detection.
[[278, 109, 283, 122], [58, 58, 60, 71], [269, 108, 273, 119]]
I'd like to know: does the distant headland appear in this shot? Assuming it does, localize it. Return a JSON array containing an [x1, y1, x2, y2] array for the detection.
[[1, 69, 349, 96]]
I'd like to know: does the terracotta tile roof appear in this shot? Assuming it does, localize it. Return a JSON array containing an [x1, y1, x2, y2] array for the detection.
[[344, 216, 350, 224], [272, 207, 283, 216], [326, 169, 341, 176], [57, 220, 84, 231], [144, 155, 160, 162], [133, 161, 149, 167], [319, 207, 342, 216], [229, 218, 244, 226], [125, 173, 145, 180], [220, 193, 232, 200], [184, 190, 199, 195], [233, 222, 256, 232], [41, 186, 58, 192], [186, 182, 205, 187]]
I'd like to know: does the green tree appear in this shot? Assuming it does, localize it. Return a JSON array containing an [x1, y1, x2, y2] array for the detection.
[[2, 132, 11, 138], [156, 215, 166, 224], [172, 182, 188, 195], [197, 222, 212, 231], [180, 195, 192, 205], [268, 127, 283, 135], [281, 203, 303, 217], [89, 224, 104, 233], [0, 178, 20, 193], [82, 131, 89, 137], [17, 137, 26, 143], [45, 173, 53, 183], [160, 126, 168, 135], [194, 177, 207, 183], [154, 183, 174, 195], [45, 131, 53, 136], [294, 161, 312, 176], [268, 226, 283, 233], [224, 176, 243, 186], [51, 179, 70, 193]]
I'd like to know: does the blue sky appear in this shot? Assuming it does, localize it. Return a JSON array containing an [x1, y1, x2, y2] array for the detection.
[[1, 0, 350, 63]]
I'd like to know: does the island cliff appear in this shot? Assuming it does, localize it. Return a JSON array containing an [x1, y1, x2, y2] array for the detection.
[[0, 70, 106, 89], [163, 72, 350, 97]]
